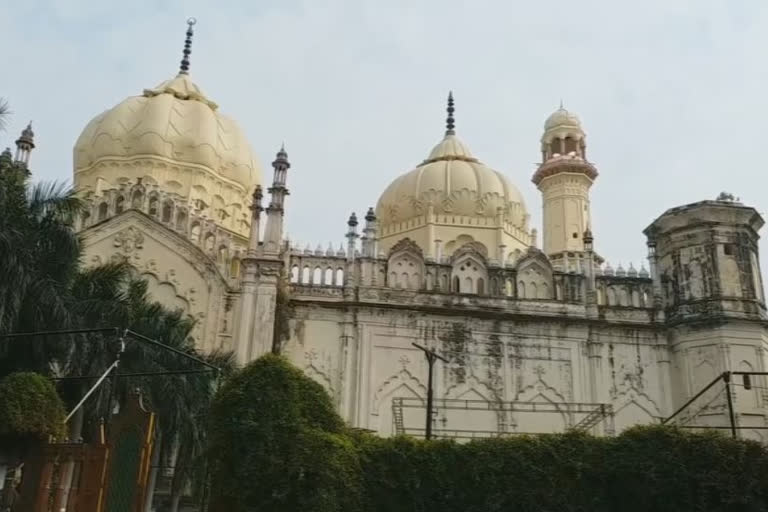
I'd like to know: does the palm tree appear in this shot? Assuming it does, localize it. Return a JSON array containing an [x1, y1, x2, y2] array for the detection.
[[0, 98, 10, 132], [0, 133, 232, 511]]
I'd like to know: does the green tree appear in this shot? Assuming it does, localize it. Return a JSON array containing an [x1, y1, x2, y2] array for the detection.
[[0, 109, 230, 511], [207, 354, 361, 512]]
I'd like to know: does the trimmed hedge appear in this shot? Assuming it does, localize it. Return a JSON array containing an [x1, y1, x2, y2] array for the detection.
[[209, 356, 768, 512], [0, 372, 66, 459]]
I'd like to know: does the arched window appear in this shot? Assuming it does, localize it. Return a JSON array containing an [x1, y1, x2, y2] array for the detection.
[[518, 281, 526, 298], [190, 222, 201, 243], [390, 272, 398, 288], [230, 257, 241, 279], [529, 282, 538, 298], [176, 209, 187, 231], [411, 273, 420, 290], [477, 278, 485, 295], [148, 194, 159, 216], [564, 136, 578, 155], [98, 202, 108, 221], [131, 189, 143, 209], [453, 276, 461, 293], [115, 196, 125, 214], [290, 265, 299, 283], [324, 268, 333, 285], [302, 266, 310, 284], [400, 272, 408, 289], [80, 211, 91, 229], [162, 200, 173, 223], [218, 245, 228, 264], [313, 267, 322, 285], [506, 279, 513, 297], [642, 290, 649, 307], [204, 233, 215, 252], [426, 273, 434, 291], [631, 290, 641, 308], [539, 282, 549, 299], [336, 268, 344, 285], [442, 275, 449, 291], [464, 277, 473, 294]]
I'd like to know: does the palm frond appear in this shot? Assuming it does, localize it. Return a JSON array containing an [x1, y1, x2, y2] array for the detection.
[[27, 181, 84, 223], [0, 98, 10, 132]]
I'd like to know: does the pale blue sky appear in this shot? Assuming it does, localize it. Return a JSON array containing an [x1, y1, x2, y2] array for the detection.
[[2, 0, 767, 271]]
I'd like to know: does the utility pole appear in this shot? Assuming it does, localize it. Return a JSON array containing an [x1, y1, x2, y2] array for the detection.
[[412, 342, 449, 440]]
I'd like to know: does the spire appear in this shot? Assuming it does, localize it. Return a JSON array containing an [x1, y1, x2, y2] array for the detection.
[[445, 91, 455, 136], [250, 185, 264, 217], [559, 98, 564, 110], [179, 18, 197, 75]]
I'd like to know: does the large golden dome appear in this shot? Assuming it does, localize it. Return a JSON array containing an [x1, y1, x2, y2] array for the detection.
[[73, 73, 260, 193]]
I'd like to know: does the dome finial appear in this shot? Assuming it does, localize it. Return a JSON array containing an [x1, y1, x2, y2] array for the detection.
[[179, 17, 197, 75], [559, 98, 564, 110], [445, 91, 455, 136]]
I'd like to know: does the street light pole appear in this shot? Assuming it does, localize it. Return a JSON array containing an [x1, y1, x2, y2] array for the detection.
[[412, 342, 449, 440]]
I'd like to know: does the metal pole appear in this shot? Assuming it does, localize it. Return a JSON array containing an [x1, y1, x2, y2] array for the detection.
[[723, 372, 737, 439], [127, 329, 219, 371], [104, 332, 127, 429], [663, 373, 725, 425], [412, 343, 448, 441], [425, 353, 435, 440], [65, 359, 119, 423], [50, 368, 216, 381]]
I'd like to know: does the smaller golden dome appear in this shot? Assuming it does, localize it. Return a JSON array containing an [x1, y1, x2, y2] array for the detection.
[[376, 132, 527, 228], [544, 106, 582, 131]]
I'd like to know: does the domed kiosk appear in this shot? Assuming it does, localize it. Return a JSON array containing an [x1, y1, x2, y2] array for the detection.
[[376, 93, 532, 264]]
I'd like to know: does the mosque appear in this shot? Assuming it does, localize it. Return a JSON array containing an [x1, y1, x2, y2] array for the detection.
[[10, 20, 768, 440]]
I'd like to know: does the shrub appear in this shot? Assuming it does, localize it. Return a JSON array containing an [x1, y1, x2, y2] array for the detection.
[[207, 354, 359, 512], [0, 372, 66, 461], [207, 356, 768, 512]]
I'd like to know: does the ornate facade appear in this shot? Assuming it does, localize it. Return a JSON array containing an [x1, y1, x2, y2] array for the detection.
[[23, 21, 766, 440]]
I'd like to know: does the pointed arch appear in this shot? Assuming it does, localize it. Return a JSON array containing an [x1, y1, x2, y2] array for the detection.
[[97, 202, 109, 221], [161, 200, 173, 223], [148, 193, 159, 217], [372, 369, 427, 413]]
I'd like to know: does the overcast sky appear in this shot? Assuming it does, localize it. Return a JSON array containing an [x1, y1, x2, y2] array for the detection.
[[2, 0, 767, 272]]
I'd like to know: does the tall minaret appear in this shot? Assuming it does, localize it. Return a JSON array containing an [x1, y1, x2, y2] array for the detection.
[[263, 144, 290, 254], [14, 122, 35, 166], [532, 105, 598, 270], [235, 185, 264, 365], [238, 144, 291, 362]]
